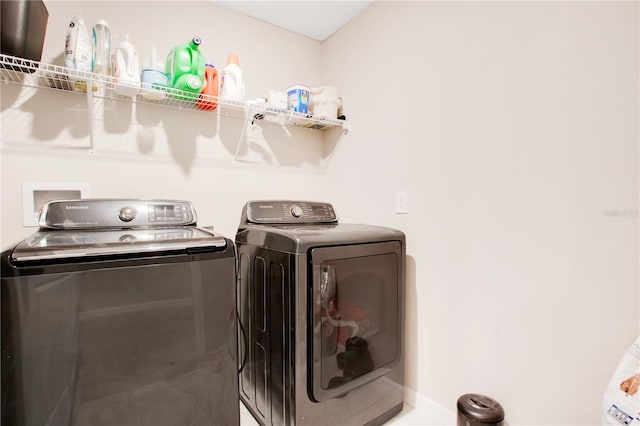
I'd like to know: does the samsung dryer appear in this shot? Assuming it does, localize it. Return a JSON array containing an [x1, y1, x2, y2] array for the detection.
[[1, 199, 239, 426], [235, 200, 405, 426]]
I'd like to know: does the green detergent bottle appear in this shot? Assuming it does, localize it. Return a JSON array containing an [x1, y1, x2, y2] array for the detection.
[[166, 36, 205, 101]]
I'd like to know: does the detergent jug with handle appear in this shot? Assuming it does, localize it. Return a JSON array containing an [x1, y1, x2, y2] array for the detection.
[[196, 63, 219, 111], [113, 35, 140, 97], [166, 36, 205, 102], [220, 54, 245, 103]]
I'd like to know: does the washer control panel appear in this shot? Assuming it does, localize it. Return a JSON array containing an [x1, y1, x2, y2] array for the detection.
[[39, 199, 197, 229], [246, 200, 337, 224]]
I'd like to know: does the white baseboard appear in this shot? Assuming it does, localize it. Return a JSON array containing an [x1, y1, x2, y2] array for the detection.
[[401, 387, 456, 425]]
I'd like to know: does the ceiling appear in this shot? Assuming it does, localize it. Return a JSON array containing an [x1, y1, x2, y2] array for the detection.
[[213, 1, 373, 41]]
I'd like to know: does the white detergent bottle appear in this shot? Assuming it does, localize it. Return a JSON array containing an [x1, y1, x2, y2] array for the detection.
[[113, 35, 140, 97], [220, 54, 245, 103]]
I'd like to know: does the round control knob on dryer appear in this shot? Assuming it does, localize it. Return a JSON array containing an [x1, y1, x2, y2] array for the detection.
[[290, 205, 304, 218], [118, 206, 137, 222]]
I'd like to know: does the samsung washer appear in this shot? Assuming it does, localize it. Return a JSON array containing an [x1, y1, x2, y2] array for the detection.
[[236, 200, 405, 426], [1, 199, 239, 426]]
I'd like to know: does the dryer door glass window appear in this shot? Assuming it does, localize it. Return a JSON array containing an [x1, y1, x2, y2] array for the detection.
[[309, 241, 402, 402]]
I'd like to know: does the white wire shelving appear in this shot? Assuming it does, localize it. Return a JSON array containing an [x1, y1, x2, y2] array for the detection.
[[0, 53, 349, 132]]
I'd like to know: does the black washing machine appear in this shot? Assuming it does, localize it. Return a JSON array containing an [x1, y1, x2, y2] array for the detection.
[[235, 200, 405, 426], [1, 199, 239, 426]]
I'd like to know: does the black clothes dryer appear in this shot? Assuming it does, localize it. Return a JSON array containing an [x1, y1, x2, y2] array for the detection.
[[1, 199, 239, 426], [236, 200, 405, 426]]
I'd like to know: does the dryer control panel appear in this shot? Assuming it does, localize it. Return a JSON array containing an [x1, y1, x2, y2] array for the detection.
[[246, 200, 338, 224], [39, 199, 197, 229]]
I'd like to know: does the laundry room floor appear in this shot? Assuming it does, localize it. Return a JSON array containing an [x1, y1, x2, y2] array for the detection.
[[239, 397, 456, 425], [239, 404, 259, 425]]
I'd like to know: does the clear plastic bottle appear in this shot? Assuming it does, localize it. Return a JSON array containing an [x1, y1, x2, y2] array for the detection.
[[92, 19, 111, 76]]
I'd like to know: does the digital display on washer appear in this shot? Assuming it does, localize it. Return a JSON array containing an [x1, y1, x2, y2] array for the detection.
[[155, 205, 176, 218], [300, 204, 333, 221], [149, 204, 185, 222]]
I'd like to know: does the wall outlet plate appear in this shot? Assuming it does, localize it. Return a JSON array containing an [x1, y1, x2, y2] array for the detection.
[[22, 182, 91, 227], [396, 190, 408, 214]]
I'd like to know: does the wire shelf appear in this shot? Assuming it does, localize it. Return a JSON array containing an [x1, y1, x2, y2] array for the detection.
[[0, 54, 347, 131]]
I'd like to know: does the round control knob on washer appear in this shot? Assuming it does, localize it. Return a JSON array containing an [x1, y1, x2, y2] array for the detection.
[[118, 206, 137, 222], [290, 205, 304, 218]]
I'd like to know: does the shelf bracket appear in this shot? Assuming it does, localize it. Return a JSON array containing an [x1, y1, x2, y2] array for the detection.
[[233, 107, 253, 162], [85, 77, 95, 154]]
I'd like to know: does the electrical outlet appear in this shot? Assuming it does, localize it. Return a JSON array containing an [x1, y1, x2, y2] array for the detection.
[[396, 191, 408, 214]]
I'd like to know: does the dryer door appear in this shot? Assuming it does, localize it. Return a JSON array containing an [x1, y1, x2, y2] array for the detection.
[[308, 241, 403, 402]]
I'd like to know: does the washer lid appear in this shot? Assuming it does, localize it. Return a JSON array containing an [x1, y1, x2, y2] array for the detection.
[[11, 227, 226, 262]]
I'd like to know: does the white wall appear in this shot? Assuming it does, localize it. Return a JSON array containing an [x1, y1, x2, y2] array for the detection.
[[1, 1, 638, 425], [1, 0, 332, 248], [321, 1, 639, 424]]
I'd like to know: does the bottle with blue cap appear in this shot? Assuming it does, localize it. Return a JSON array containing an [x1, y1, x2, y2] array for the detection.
[[197, 62, 219, 111]]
